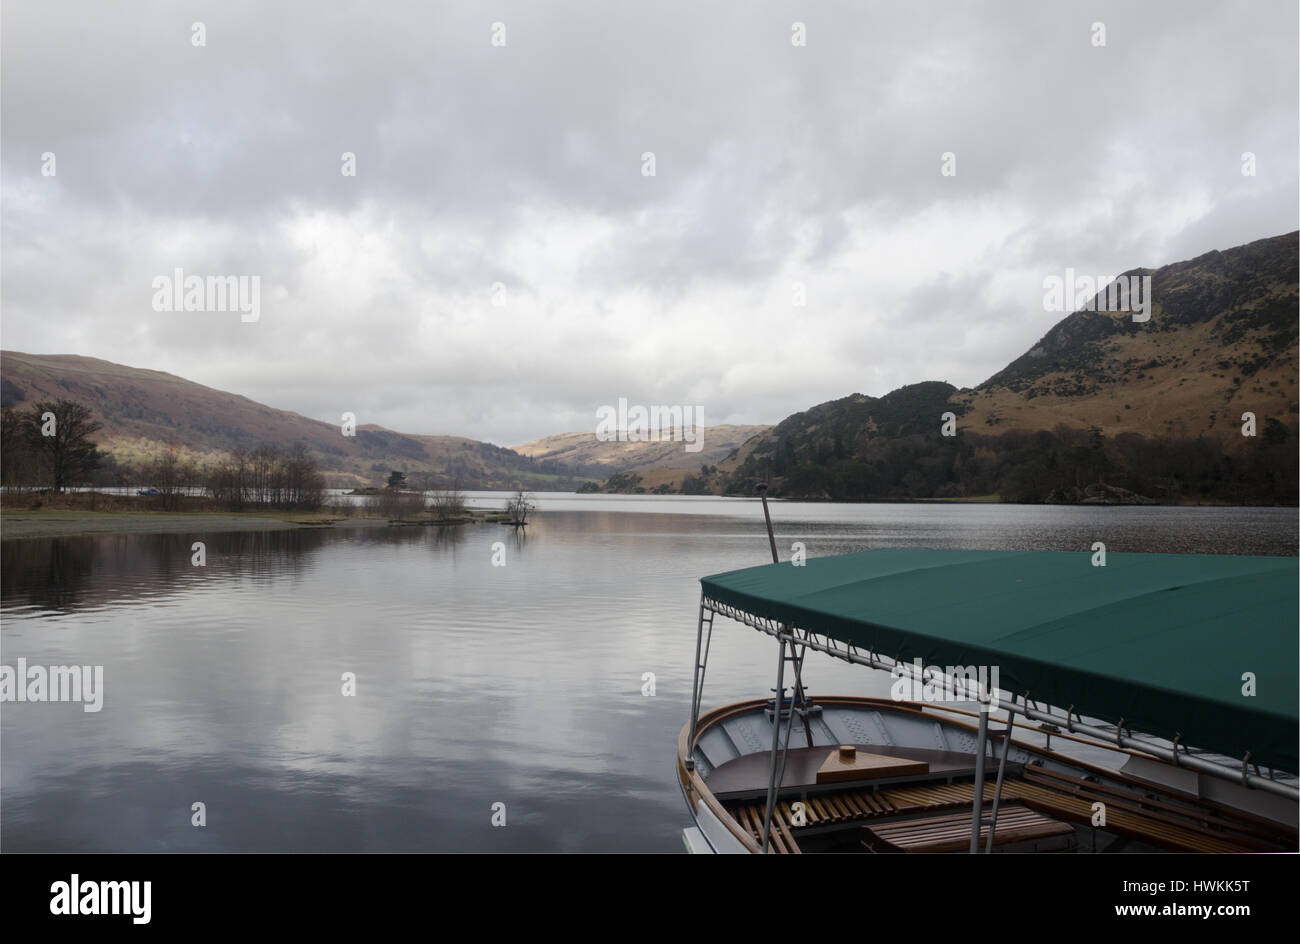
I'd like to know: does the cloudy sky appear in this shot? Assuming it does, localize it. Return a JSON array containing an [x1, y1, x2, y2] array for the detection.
[[2, 0, 1296, 445]]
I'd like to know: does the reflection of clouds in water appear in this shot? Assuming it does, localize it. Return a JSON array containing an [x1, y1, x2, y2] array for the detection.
[[2, 502, 1295, 850]]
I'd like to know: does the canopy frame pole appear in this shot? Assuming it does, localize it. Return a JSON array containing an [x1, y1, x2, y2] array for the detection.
[[781, 636, 814, 749], [969, 706, 989, 853], [791, 642, 814, 747], [984, 696, 1019, 853], [771, 636, 805, 813], [784, 637, 814, 747], [686, 594, 713, 767], [759, 631, 789, 853]]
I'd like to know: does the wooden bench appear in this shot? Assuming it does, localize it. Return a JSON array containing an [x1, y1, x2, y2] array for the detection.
[[861, 805, 1075, 853], [1021, 766, 1292, 846]]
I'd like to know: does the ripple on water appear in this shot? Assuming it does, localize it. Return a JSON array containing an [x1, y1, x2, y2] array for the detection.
[[1, 502, 1295, 851]]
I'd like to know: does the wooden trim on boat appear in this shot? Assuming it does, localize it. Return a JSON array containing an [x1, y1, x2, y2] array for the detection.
[[677, 701, 763, 853]]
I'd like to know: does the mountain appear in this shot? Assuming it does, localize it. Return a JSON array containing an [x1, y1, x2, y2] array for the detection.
[[0, 352, 590, 489], [4, 233, 1294, 501], [715, 232, 1298, 504], [512, 425, 769, 473], [956, 231, 1298, 439]]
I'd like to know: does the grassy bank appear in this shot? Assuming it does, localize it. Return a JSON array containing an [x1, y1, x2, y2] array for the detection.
[[0, 508, 377, 541], [0, 492, 509, 541]]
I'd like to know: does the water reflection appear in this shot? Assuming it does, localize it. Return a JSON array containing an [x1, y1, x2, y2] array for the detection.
[[2, 501, 1296, 851]]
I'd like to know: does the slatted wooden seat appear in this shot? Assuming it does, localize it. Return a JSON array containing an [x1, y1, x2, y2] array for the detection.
[[727, 773, 1271, 853], [729, 802, 803, 853], [1006, 776, 1272, 853], [729, 781, 987, 850], [1020, 765, 1294, 845], [862, 805, 1074, 853]]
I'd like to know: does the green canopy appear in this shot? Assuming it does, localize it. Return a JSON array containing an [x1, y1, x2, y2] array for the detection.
[[701, 549, 1299, 773]]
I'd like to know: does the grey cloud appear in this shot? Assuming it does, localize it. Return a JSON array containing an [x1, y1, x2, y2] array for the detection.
[[2, 0, 1295, 444]]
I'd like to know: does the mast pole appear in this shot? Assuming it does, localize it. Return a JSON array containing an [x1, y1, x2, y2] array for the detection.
[[757, 483, 780, 563]]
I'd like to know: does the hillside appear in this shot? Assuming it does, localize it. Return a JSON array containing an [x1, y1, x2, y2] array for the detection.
[[513, 425, 769, 473], [0, 352, 592, 489], [3, 233, 1294, 502], [957, 231, 1298, 439], [713, 232, 1298, 504]]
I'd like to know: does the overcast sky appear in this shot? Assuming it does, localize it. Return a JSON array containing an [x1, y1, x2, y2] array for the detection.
[[2, 0, 1296, 445]]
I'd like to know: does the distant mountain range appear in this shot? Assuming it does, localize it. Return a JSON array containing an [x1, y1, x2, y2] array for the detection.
[[512, 426, 768, 472], [0, 351, 768, 490], [2, 231, 1294, 502], [0, 352, 587, 489]]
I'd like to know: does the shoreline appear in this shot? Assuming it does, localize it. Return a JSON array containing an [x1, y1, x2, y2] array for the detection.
[[0, 509, 505, 542], [4, 497, 1290, 542]]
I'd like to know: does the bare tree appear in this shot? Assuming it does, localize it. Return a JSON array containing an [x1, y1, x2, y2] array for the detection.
[[504, 488, 535, 526], [281, 443, 326, 508], [428, 478, 467, 522], [144, 443, 195, 510], [376, 488, 427, 518], [204, 443, 325, 511], [19, 400, 103, 492], [1, 407, 48, 489]]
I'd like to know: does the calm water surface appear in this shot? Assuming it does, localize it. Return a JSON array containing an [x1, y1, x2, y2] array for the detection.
[[2, 497, 1295, 851]]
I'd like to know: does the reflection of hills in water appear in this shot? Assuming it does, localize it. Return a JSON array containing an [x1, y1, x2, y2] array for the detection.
[[0, 527, 473, 616]]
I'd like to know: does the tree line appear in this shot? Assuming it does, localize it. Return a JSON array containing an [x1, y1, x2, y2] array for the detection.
[[204, 444, 325, 510], [722, 421, 1297, 505], [1, 399, 326, 510]]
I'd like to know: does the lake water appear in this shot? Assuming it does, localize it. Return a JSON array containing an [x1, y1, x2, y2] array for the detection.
[[2, 496, 1296, 852]]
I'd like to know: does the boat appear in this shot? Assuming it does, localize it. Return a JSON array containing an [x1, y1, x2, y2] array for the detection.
[[678, 498, 1298, 854]]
